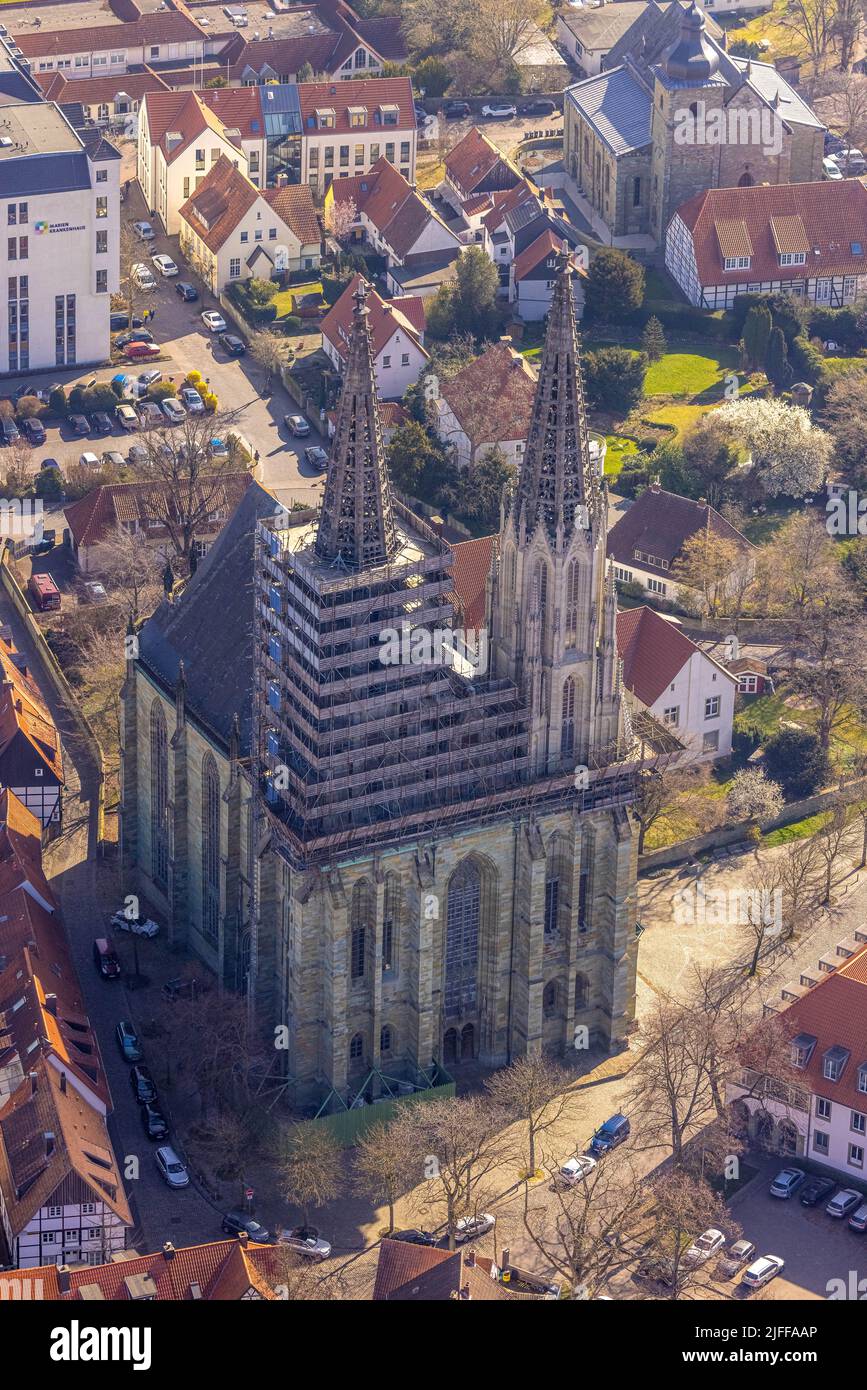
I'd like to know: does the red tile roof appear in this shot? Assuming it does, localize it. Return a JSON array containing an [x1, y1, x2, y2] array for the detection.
[[480, 179, 538, 235], [354, 17, 409, 63], [297, 76, 415, 137], [65, 474, 252, 551], [142, 88, 253, 163], [262, 184, 321, 248], [445, 127, 519, 198], [438, 342, 537, 449], [178, 155, 259, 254], [616, 605, 734, 707], [321, 272, 427, 362], [14, 11, 206, 59], [331, 157, 453, 259], [606, 484, 752, 579], [373, 1238, 508, 1300], [0, 1238, 282, 1301], [512, 229, 563, 283], [451, 535, 496, 631], [34, 67, 170, 107], [0, 635, 62, 786], [674, 180, 867, 285], [226, 33, 345, 82], [766, 943, 867, 1112]]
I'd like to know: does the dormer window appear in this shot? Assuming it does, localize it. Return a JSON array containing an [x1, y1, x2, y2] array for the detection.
[[316, 108, 336, 130], [723, 255, 750, 271], [779, 252, 806, 267], [348, 106, 367, 128], [791, 1033, 817, 1069], [379, 104, 399, 126], [823, 1045, 850, 1082]]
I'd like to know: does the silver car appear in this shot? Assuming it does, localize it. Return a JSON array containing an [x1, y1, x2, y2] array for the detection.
[[155, 1145, 190, 1189]]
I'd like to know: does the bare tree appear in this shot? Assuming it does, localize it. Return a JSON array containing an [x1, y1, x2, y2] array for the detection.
[[672, 531, 753, 621], [485, 1055, 572, 1178], [636, 1169, 735, 1301], [248, 329, 290, 391], [353, 1118, 415, 1234], [399, 1095, 510, 1250], [279, 1124, 342, 1229], [816, 796, 850, 903], [624, 994, 718, 1165], [92, 522, 163, 623], [779, 0, 834, 73], [632, 759, 690, 855]]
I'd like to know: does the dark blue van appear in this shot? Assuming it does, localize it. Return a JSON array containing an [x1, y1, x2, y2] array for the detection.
[[590, 1113, 630, 1156]]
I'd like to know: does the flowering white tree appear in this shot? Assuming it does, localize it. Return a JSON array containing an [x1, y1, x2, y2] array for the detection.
[[727, 767, 784, 822], [323, 195, 357, 245], [712, 397, 832, 498]]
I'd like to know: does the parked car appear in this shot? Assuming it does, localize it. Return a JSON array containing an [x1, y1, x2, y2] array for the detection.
[[201, 310, 227, 333], [221, 1211, 273, 1243], [141, 1102, 169, 1141], [33, 529, 57, 555], [414, 103, 433, 126], [137, 401, 164, 429], [741, 1254, 785, 1290], [127, 444, 148, 466], [132, 263, 157, 291], [151, 252, 178, 277], [161, 397, 186, 424], [115, 1020, 143, 1063], [519, 98, 557, 116], [285, 413, 311, 437], [822, 156, 845, 180], [848, 1202, 867, 1232], [683, 1228, 725, 1267], [68, 414, 91, 435], [111, 909, 160, 937], [303, 445, 329, 472], [277, 1228, 332, 1260], [78, 451, 100, 468], [124, 342, 161, 360], [114, 330, 154, 349], [91, 411, 113, 434], [390, 1229, 438, 1247], [590, 1113, 630, 1155], [0, 416, 19, 445], [138, 368, 163, 388], [154, 1145, 190, 1189], [80, 580, 108, 604], [481, 102, 516, 119], [716, 1239, 756, 1279], [116, 402, 138, 431], [443, 100, 471, 119], [455, 1213, 495, 1243], [832, 147, 867, 173], [40, 457, 62, 471], [799, 1175, 836, 1207], [20, 418, 46, 445], [218, 332, 246, 356], [556, 1154, 597, 1186], [176, 281, 198, 302], [132, 220, 156, 241], [93, 937, 121, 979], [180, 386, 205, 414], [111, 312, 144, 331], [130, 1064, 158, 1105], [826, 1188, 862, 1218], [769, 1166, 805, 1198]]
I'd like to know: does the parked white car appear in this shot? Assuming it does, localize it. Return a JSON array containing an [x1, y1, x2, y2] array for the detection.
[[826, 1188, 862, 1218], [481, 102, 516, 119], [154, 1145, 190, 1189], [161, 397, 186, 424], [132, 263, 156, 291], [455, 1213, 496, 1243], [201, 310, 227, 333], [151, 253, 178, 277], [180, 386, 205, 414], [741, 1254, 784, 1290], [683, 1228, 725, 1267], [111, 910, 160, 938], [556, 1154, 597, 1186]]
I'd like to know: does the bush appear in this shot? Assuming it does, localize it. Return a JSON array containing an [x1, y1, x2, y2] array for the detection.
[[414, 56, 451, 97], [727, 767, 784, 821], [227, 277, 278, 326], [731, 293, 805, 343], [639, 304, 732, 341], [202, 391, 218, 413], [617, 578, 646, 601], [617, 464, 650, 497], [34, 467, 64, 500], [148, 381, 178, 401], [788, 334, 827, 387], [806, 305, 865, 353], [49, 385, 67, 417], [82, 383, 121, 412], [322, 272, 354, 306], [762, 728, 830, 799], [277, 315, 303, 335], [14, 395, 46, 421], [68, 384, 86, 411]]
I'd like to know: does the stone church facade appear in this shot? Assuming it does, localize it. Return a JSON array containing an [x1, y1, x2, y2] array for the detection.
[[121, 258, 639, 1110], [563, 1, 824, 245]]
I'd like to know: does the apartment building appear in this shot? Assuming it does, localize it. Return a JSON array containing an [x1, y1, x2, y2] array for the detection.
[[297, 77, 416, 196]]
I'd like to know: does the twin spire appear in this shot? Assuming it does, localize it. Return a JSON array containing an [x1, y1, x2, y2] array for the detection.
[[314, 280, 399, 570], [513, 245, 598, 543]]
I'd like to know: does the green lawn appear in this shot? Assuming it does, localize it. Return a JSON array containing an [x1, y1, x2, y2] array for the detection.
[[644, 347, 740, 397], [762, 812, 830, 847], [272, 281, 323, 320], [723, 0, 808, 62], [604, 435, 638, 479]]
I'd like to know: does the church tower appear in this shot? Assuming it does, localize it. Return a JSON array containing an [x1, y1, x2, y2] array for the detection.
[[491, 246, 621, 776]]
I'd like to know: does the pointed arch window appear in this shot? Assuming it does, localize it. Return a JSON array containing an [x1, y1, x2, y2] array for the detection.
[[532, 559, 548, 620], [150, 701, 168, 890], [565, 560, 579, 649], [201, 753, 220, 943], [351, 878, 373, 981], [445, 860, 481, 1017], [561, 677, 576, 757], [382, 872, 400, 974]]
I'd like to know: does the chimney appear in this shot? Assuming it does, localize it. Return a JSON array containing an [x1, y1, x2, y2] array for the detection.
[[163, 1242, 176, 1261], [44, 993, 57, 1017], [465, 1249, 476, 1267], [59, 1071, 67, 1095], [460, 1282, 471, 1299], [698, 496, 707, 507], [237, 1231, 249, 1248], [500, 1246, 511, 1272], [57, 1265, 71, 1296]]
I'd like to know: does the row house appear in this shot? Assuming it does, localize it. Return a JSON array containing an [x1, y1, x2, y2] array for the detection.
[[0, 791, 131, 1268], [0, 630, 63, 831], [666, 178, 867, 309], [298, 78, 416, 197], [325, 157, 460, 268], [12, 9, 208, 82], [321, 272, 427, 399]]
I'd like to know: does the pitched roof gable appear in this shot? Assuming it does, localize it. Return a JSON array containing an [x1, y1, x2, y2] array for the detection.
[[606, 484, 752, 577], [178, 155, 259, 253], [321, 272, 427, 363], [617, 605, 734, 706]]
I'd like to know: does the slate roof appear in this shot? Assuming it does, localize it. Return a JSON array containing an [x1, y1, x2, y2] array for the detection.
[[354, 17, 409, 62], [137, 480, 280, 754], [559, 2, 648, 51], [673, 180, 867, 285], [606, 484, 752, 578], [603, 0, 722, 77], [566, 66, 652, 155], [0, 150, 92, 198]]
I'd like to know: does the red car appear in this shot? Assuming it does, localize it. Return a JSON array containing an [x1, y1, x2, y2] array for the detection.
[[123, 341, 161, 360]]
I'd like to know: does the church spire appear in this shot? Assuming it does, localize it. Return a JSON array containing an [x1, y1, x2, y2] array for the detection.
[[513, 246, 597, 546], [314, 279, 398, 570]]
